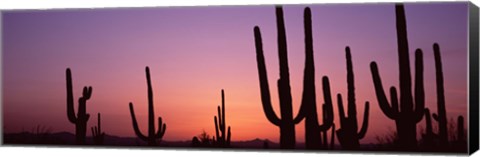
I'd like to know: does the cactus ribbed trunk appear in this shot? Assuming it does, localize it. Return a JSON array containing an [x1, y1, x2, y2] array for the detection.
[[66, 68, 93, 145]]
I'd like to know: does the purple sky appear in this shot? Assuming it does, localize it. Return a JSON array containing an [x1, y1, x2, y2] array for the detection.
[[2, 2, 469, 144]]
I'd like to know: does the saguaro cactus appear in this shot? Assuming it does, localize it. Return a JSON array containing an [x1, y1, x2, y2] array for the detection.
[[430, 43, 448, 146], [129, 67, 167, 146], [253, 6, 304, 149], [335, 47, 370, 150], [369, 4, 425, 150], [253, 6, 335, 149], [422, 108, 436, 147], [291, 7, 335, 150], [91, 113, 105, 145], [66, 68, 93, 145], [213, 89, 231, 147], [457, 116, 465, 142]]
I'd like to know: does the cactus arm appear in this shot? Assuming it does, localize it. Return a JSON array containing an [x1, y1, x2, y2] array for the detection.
[[389, 87, 399, 116], [292, 106, 306, 124], [337, 94, 346, 123], [322, 122, 327, 148], [156, 117, 166, 138], [318, 77, 334, 131], [433, 43, 448, 144], [433, 43, 445, 115], [292, 94, 308, 124], [83, 86, 93, 99], [424, 108, 432, 135], [357, 101, 370, 139], [98, 113, 101, 134], [91, 113, 101, 137], [91, 127, 96, 138], [220, 106, 226, 134], [79, 86, 92, 122], [322, 77, 333, 113], [432, 113, 439, 121], [66, 68, 78, 123], [413, 49, 425, 123], [128, 102, 148, 141], [253, 26, 281, 126], [370, 62, 398, 119], [227, 126, 231, 145], [214, 116, 220, 141], [217, 107, 223, 131]]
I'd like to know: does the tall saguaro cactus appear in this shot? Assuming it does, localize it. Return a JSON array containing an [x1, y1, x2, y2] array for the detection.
[[129, 67, 167, 146], [369, 4, 425, 150], [336, 47, 370, 150], [291, 7, 335, 150], [91, 113, 105, 145], [66, 68, 93, 145], [213, 89, 231, 147], [253, 6, 304, 149], [430, 43, 448, 146]]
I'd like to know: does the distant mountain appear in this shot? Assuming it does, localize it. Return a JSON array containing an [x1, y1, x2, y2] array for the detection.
[[3, 132, 279, 149]]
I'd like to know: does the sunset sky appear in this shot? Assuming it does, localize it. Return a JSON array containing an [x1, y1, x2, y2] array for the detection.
[[2, 2, 469, 144]]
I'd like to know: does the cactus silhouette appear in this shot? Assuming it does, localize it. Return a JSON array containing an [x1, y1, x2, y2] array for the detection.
[[213, 89, 231, 147], [450, 115, 467, 152], [128, 67, 167, 146], [191, 137, 201, 147], [369, 4, 425, 150], [290, 7, 335, 150], [91, 113, 105, 145], [430, 43, 448, 146], [253, 6, 305, 149], [422, 108, 436, 148], [66, 68, 93, 145], [335, 47, 370, 150], [456, 116, 465, 142]]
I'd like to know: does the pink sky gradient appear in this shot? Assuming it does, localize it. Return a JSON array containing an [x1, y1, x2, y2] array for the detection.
[[2, 2, 469, 144]]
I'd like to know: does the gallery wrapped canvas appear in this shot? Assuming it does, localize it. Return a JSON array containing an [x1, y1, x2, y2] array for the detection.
[[1, 1, 479, 155]]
